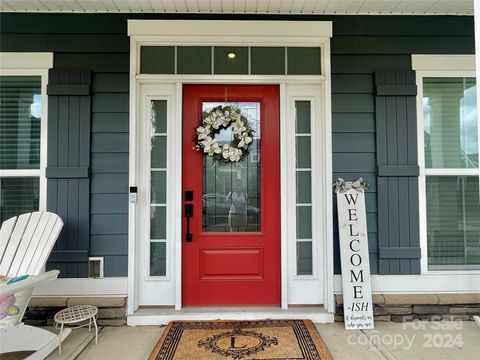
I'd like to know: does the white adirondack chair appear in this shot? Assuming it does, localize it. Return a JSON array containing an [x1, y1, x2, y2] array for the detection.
[[0, 212, 71, 359]]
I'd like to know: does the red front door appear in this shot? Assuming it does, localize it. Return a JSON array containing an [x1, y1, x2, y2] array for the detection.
[[182, 85, 280, 305]]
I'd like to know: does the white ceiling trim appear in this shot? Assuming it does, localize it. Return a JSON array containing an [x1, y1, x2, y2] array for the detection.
[[128, 20, 332, 38], [0, 0, 474, 15]]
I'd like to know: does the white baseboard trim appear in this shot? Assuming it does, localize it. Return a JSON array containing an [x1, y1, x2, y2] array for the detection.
[[334, 274, 480, 294], [32, 277, 128, 296], [128, 307, 334, 325]]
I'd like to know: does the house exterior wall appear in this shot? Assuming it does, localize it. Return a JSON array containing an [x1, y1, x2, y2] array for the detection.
[[0, 13, 474, 277]]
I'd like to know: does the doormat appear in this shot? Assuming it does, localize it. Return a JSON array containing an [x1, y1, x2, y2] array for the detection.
[[149, 319, 333, 360]]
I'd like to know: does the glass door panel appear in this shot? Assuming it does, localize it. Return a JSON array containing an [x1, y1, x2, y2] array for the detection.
[[201, 102, 261, 232]]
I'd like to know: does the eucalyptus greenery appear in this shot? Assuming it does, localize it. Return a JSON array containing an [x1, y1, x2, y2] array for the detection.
[[333, 178, 369, 193]]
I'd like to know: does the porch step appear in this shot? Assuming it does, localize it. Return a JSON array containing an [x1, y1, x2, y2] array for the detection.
[[127, 306, 334, 325]]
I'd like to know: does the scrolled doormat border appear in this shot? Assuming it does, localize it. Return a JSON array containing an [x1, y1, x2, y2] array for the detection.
[[149, 319, 333, 360]]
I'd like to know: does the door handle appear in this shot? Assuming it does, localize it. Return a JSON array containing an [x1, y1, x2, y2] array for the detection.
[[185, 203, 193, 242]]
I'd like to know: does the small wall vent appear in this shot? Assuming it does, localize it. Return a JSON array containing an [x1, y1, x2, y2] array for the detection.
[[88, 257, 104, 278]]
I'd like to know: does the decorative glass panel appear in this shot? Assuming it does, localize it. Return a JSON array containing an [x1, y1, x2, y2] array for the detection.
[[150, 242, 166, 276], [139, 46, 322, 75], [296, 136, 311, 168], [427, 176, 480, 269], [140, 46, 175, 74], [295, 101, 311, 133], [295, 101, 313, 275], [0, 177, 39, 223], [423, 78, 478, 169], [151, 137, 166, 169], [0, 76, 41, 169], [151, 171, 166, 204], [177, 46, 211, 74], [149, 100, 168, 276], [251, 47, 285, 75], [287, 47, 321, 75], [213, 47, 249, 75], [297, 242, 313, 275], [296, 171, 312, 203], [296, 206, 312, 239], [202, 102, 261, 232], [150, 206, 166, 239]]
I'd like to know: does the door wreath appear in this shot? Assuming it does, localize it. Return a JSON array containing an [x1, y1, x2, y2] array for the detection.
[[194, 105, 254, 163]]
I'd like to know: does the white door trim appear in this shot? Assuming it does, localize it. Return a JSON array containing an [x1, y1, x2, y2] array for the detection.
[[128, 20, 334, 316]]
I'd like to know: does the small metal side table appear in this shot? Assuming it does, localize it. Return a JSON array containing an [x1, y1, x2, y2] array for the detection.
[[54, 305, 98, 354]]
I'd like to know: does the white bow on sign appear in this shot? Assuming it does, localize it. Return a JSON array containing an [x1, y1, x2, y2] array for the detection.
[[333, 177, 368, 193]]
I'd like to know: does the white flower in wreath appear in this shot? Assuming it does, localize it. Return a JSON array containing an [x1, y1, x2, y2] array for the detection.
[[238, 132, 253, 148], [221, 116, 230, 127], [232, 121, 246, 135], [202, 137, 222, 155], [196, 126, 210, 141], [212, 117, 224, 129], [222, 145, 242, 162], [231, 148, 242, 162], [203, 116, 213, 126]]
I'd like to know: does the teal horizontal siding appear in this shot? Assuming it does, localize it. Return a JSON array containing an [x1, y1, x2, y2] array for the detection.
[[90, 235, 128, 256], [55, 53, 129, 72], [92, 113, 129, 132], [91, 194, 128, 214], [103, 256, 128, 277], [1, 13, 473, 277], [91, 153, 128, 173], [332, 133, 375, 153], [46, 34, 129, 53], [91, 214, 128, 235], [91, 133, 129, 152], [91, 173, 129, 193], [332, 74, 374, 93], [332, 94, 375, 113], [332, 36, 474, 55], [332, 55, 412, 73], [325, 16, 473, 36], [332, 114, 375, 133], [0, 33, 47, 51], [333, 153, 376, 172], [92, 73, 129, 93], [92, 93, 129, 113]]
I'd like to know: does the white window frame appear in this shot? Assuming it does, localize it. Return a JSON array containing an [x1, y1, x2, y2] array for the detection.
[[0, 53, 53, 216], [413, 54, 480, 274], [286, 85, 325, 305], [136, 85, 177, 306]]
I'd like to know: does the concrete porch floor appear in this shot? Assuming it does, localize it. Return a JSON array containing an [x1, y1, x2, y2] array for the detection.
[[3, 321, 478, 359]]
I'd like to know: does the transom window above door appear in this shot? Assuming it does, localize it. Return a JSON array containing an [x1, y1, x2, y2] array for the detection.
[[139, 46, 322, 75]]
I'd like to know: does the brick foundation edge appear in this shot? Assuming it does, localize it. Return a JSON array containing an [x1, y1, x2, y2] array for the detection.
[[335, 293, 480, 323], [24, 296, 127, 326], [24, 293, 480, 325]]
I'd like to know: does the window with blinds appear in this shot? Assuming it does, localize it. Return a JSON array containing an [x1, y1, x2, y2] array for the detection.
[[0, 76, 42, 223], [423, 77, 480, 270]]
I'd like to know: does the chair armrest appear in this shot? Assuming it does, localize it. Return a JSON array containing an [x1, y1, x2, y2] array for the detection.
[[0, 270, 59, 297]]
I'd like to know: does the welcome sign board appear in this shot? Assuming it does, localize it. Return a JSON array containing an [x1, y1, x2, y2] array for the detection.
[[334, 178, 374, 330]]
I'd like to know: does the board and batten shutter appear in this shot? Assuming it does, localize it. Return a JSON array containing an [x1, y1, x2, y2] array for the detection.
[[375, 70, 421, 275], [46, 69, 91, 277]]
